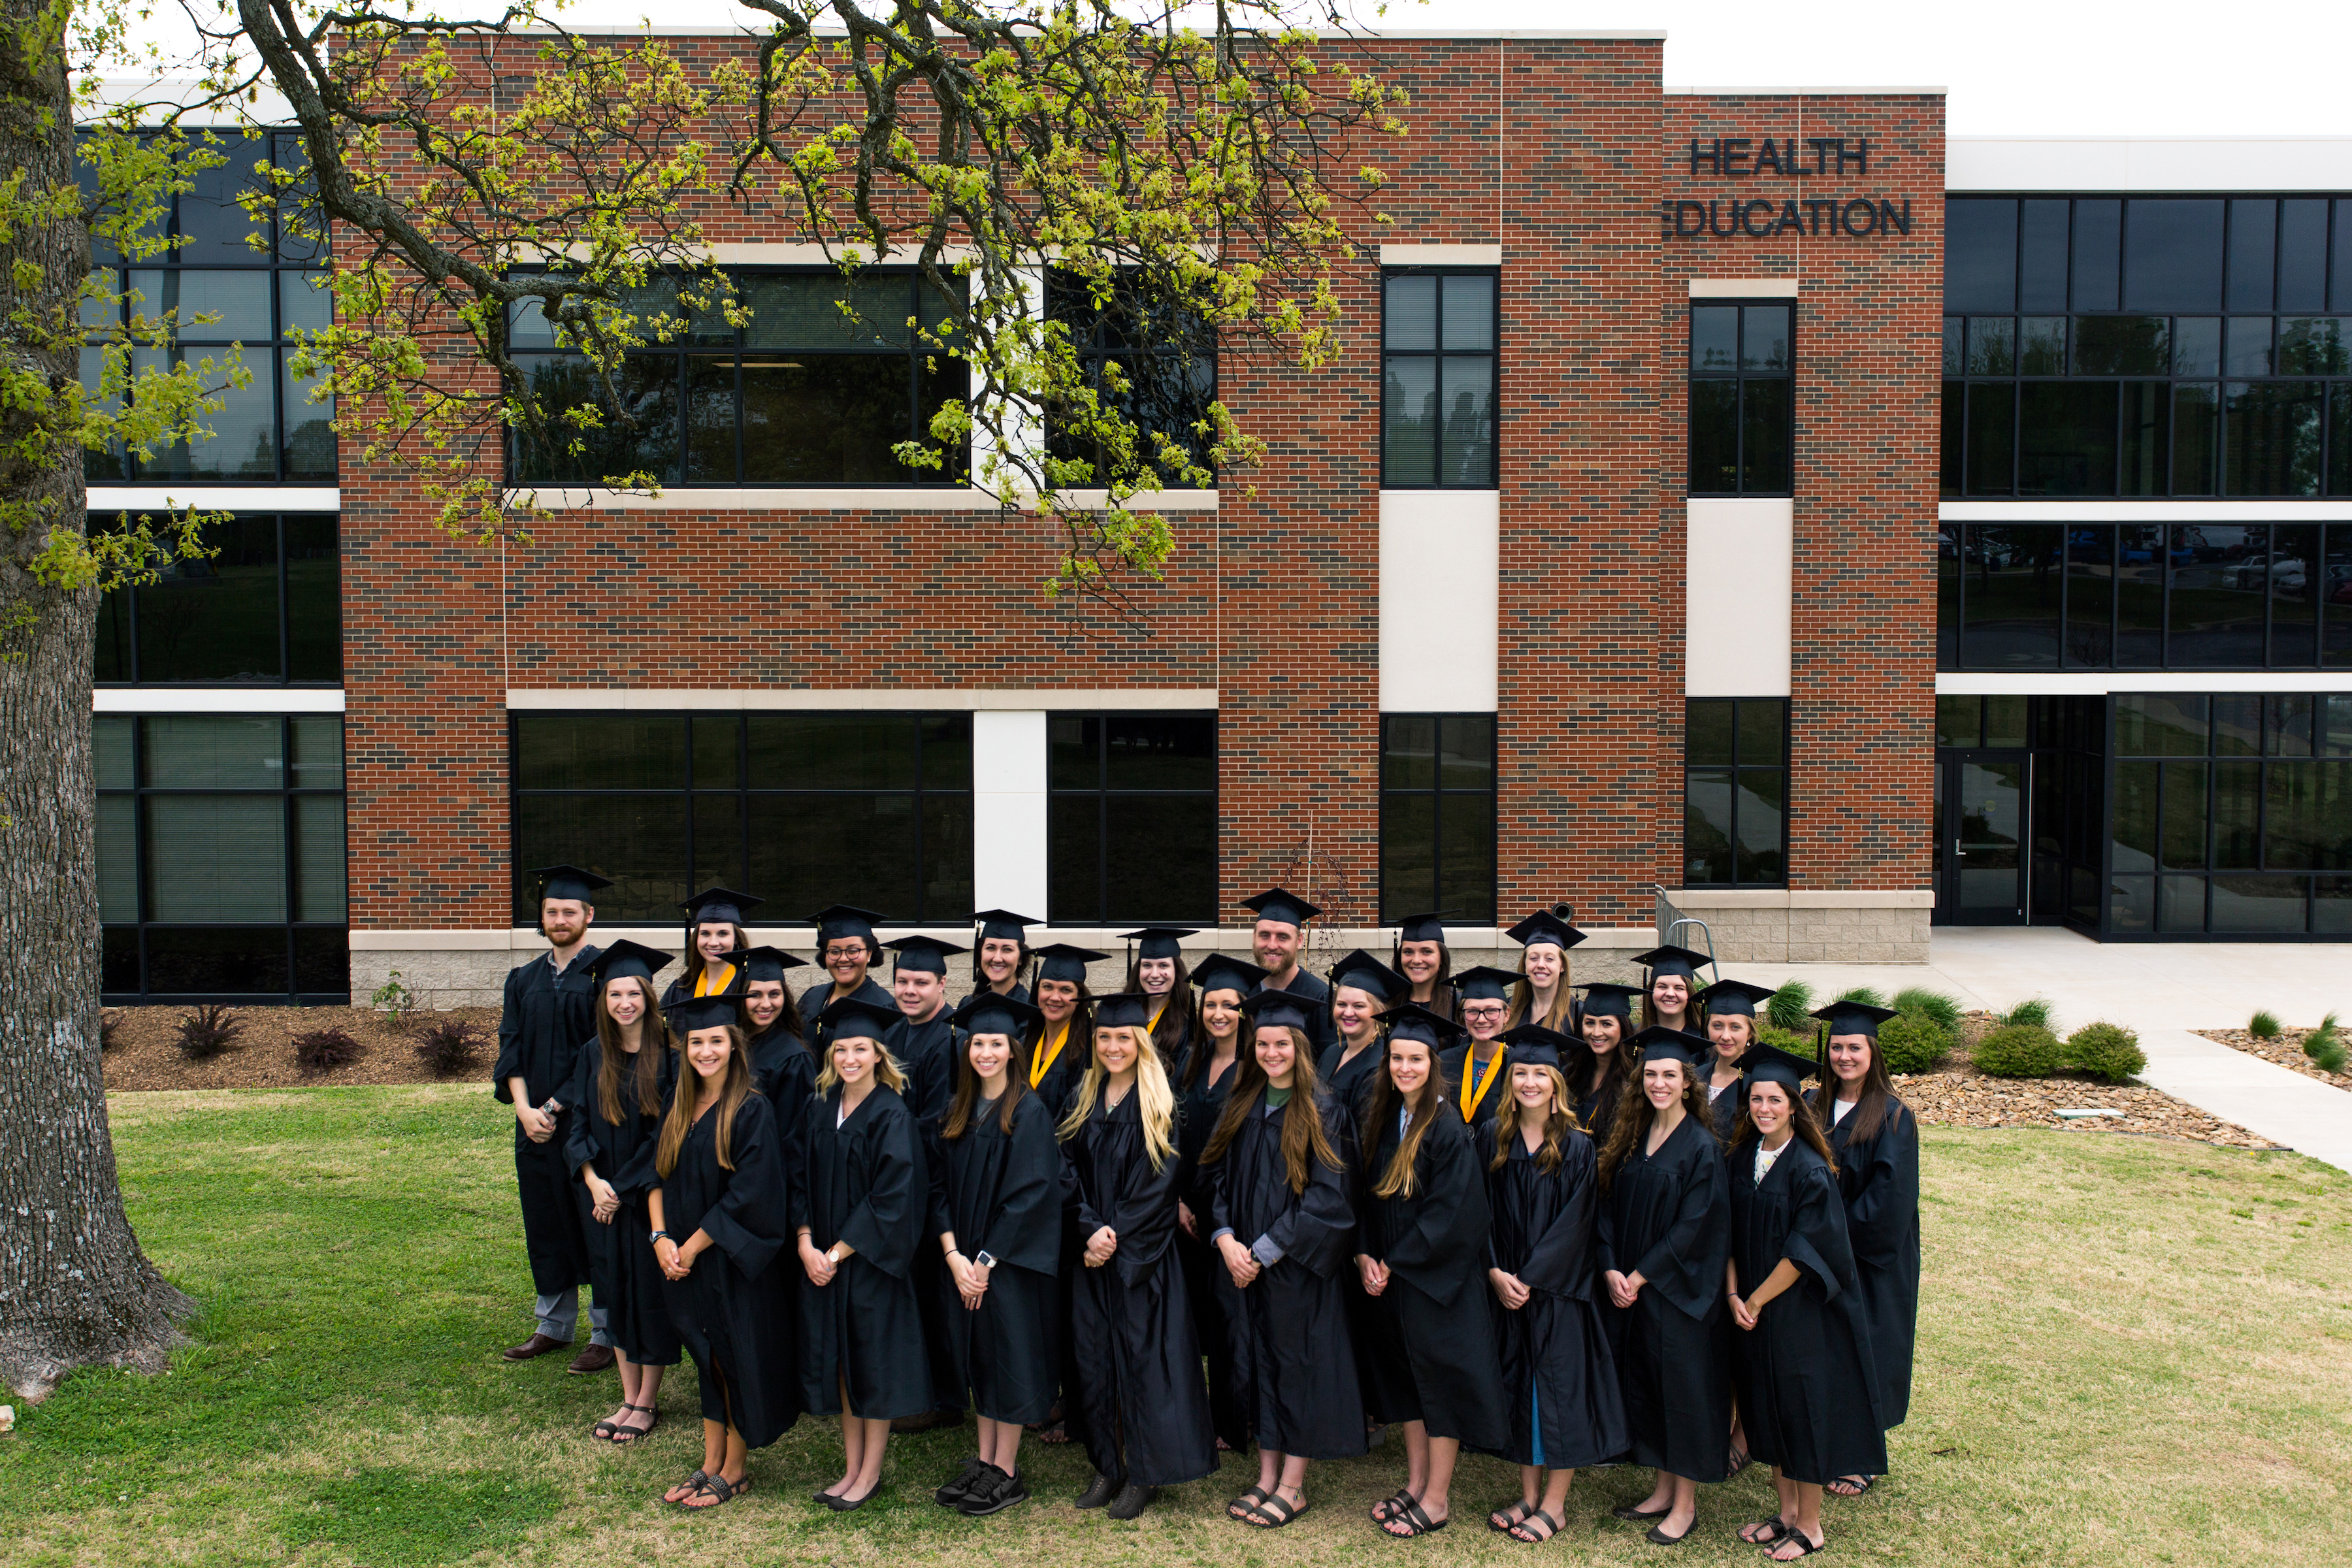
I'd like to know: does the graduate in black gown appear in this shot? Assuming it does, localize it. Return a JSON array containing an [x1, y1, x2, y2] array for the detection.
[[1437, 965, 1520, 1132], [1724, 1043, 1886, 1561], [881, 933, 970, 1433], [1810, 1000, 1919, 1499], [1697, 978, 1778, 1143], [563, 940, 684, 1448], [1633, 943, 1711, 1034], [1173, 950, 1265, 1454], [794, 995, 931, 1510], [1060, 992, 1218, 1519], [1595, 1026, 1732, 1546], [1572, 983, 1642, 1150], [1357, 1002, 1511, 1539], [966, 908, 1038, 1007], [1021, 941, 1102, 1446], [1122, 926, 1198, 1075], [632, 994, 802, 1511], [661, 886, 759, 1008], [1202, 991, 1365, 1529], [1243, 887, 1334, 1055], [1478, 1023, 1627, 1544], [928, 994, 1062, 1518], [491, 864, 608, 1367], [1504, 909, 1586, 1037], [798, 904, 894, 1056], [1320, 948, 1404, 1117], [1390, 910, 1460, 1023], [731, 945, 814, 1139]]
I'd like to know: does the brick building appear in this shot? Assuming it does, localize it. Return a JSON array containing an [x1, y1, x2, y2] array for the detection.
[[86, 31, 2352, 1007]]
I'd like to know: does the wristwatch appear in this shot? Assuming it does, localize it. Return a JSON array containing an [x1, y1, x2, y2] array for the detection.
[[973, 1250, 998, 1269], [650, 1230, 671, 1245]]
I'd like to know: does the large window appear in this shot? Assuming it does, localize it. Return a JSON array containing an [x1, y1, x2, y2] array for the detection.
[[97, 713, 348, 1000], [507, 270, 967, 487], [2107, 693, 2352, 937], [1690, 301, 1793, 495], [1047, 713, 1217, 923], [1684, 698, 1788, 887], [91, 512, 340, 684], [1043, 270, 1218, 485], [1378, 714, 1496, 924], [1381, 269, 1497, 488], [510, 712, 973, 923], [1937, 519, 2352, 671], [80, 132, 333, 483], [1943, 195, 2352, 497]]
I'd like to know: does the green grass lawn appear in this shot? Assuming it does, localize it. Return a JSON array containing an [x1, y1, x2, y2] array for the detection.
[[7, 1086, 2351, 1566]]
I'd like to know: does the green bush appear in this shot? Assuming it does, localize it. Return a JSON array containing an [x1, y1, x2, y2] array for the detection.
[[1754, 1022, 1818, 1060], [2248, 1009, 2281, 1039], [2306, 1013, 2346, 1074], [1997, 997, 2055, 1030], [1891, 986, 1963, 1031], [1974, 1022, 2065, 1079], [1765, 981, 1815, 1034], [1876, 1011, 1955, 1074], [1835, 984, 1887, 1008], [2066, 1021, 2147, 1084]]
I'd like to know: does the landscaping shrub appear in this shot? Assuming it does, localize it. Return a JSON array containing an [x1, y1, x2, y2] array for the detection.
[[1834, 984, 1887, 1008], [293, 1027, 364, 1075], [1997, 997, 2055, 1030], [2248, 1009, 2281, 1039], [415, 1021, 487, 1079], [175, 1005, 246, 1062], [2305, 1013, 2347, 1074], [1973, 1022, 2065, 1079], [1891, 986, 1963, 1032], [1876, 1011, 1955, 1074], [1765, 981, 1815, 1034], [99, 1009, 123, 1053], [2066, 1021, 2147, 1084], [1754, 1023, 1818, 1059], [372, 970, 417, 1031]]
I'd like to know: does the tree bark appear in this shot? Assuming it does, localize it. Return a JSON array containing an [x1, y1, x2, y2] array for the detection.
[[0, 0, 193, 1400]]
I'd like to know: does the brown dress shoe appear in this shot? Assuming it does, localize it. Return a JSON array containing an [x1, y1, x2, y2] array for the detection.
[[502, 1332, 570, 1362], [566, 1343, 617, 1375]]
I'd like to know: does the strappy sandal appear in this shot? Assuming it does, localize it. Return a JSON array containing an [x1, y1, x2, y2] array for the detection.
[[1490, 1499, 1533, 1533], [663, 1469, 711, 1506], [683, 1473, 751, 1509], [1244, 1493, 1308, 1528], [1228, 1485, 1273, 1520], [1740, 1518, 1795, 1546], [1371, 1488, 1417, 1523], [1508, 1509, 1563, 1544], [1382, 1499, 1447, 1537], [591, 1414, 623, 1441], [609, 1403, 659, 1446], [1765, 1531, 1826, 1560], [1826, 1475, 1874, 1497], [1727, 1444, 1754, 1477]]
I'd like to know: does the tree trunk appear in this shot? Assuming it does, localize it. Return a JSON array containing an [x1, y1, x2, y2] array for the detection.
[[0, 0, 193, 1400]]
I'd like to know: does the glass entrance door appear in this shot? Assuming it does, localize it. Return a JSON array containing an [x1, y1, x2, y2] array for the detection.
[[1938, 753, 2029, 924]]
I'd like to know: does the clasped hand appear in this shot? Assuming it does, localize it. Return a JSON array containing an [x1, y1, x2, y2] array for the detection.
[[1083, 1226, 1119, 1268], [1218, 1233, 1261, 1288]]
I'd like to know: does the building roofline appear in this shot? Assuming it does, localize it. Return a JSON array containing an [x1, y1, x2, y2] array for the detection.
[[1665, 84, 1946, 96]]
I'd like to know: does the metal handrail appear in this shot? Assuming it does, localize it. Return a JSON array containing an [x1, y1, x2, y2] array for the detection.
[[1649, 883, 1720, 977]]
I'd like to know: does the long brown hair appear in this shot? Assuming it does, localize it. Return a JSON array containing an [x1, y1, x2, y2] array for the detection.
[[744, 975, 807, 1043], [1183, 979, 1245, 1090], [1362, 1036, 1447, 1200], [1128, 955, 1195, 1069], [1392, 936, 1455, 1021], [681, 921, 750, 993], [595, 975, 670, 1128], [1487, 1062, 1580, 1174], [1734, 1077, 1839, 1176], [1200, 1025, 1343, 1193], [943, 1021, 1034, 1139], [1033, 980, 1094, 1084], [1576, 1015, 1633, 1116], [1809, 1032, 1900, 1146], [1506, 951, 1576, 1033], [1597, 1055, 1716, 1194], [655, 1024, 753, 1178]]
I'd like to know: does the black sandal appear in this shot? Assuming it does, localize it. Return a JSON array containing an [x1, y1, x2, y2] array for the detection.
[[1382, 1500, 1447, 1537], [609, 1404, 659, 1446], [1490, 1499, 1533, 1533], [663, 1469, 711, 1506], [1727, 1444, 1754, 1477], [683, 1473, 751, 1509], [1740, 1518, 1795, 1546], [1371, 1488, 1416, 1523], [1826, 1475, 1874, 1497], [1228, 1485, 1272, 1520], [1509, 1509, 1563, 1544], [1766, 1531, 1826, 1560], [1245, 1493, 1308, 1528], [591, 1415, 623, 1441]]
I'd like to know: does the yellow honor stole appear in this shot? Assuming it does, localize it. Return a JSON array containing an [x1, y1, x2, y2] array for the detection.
[[1462, 1043, 1506, 1122], [694, 961, 736, 998], [1030, 1021, 1071, 1089]]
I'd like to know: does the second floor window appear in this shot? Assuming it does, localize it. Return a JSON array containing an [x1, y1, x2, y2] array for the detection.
[[1690, 302, 1793, 495], [92, 511, 341, 685], [1382, 269, 1497, 487], [1043, 269, 1218, 487]]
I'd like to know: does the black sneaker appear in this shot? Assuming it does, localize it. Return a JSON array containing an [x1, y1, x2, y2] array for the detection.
[[934, 1456, 990, 1507], [959, 1465, 1030, 1516], [1107, 1482, 1156, 1520], [1075, 1471, 1122, 1509]]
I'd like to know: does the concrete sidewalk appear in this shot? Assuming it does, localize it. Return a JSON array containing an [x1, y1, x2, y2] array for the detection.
[[1703, 926, 2352, 1173]]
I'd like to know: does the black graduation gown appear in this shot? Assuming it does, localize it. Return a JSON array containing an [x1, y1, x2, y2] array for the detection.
[[1265, 967, 1335, 1054], [1175, 1045, 1249, 1450], [961, 979, 1036, 1010], [1026, 1017, 1092, 1120], [1821, 1095, 1922, 1431], [1575, 1058, 1629, 1151], [932, 1094, 1064, 1424], [1066, 1088, 1218, 1487], [1707, 1073, 1748, 1143], [561, 1038, 682, 1365], [1358, 1103, 1511, 1451], [1595, 1114, 1733, 1481], [1203, 1091, 1366, 1459], [660, 961, 745, 1010], [1439, 1041, 1513, 1132], [794, 1085, 931, 1420], [748, 1025, 815, 1151], [491, 947, 602, 1298], [617, 1092, 801, 1446], [887, 1007, 963, 1412], [1316, 1037, 1384, 1119], [1481, 1121, 1628, 1470], [798, 975, 896, 1054], [1726, 1137, 1889, 1485]]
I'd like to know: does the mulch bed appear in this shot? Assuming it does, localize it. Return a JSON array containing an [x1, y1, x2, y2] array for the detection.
[[101, 1004, 502, 1092], [2193, 1024, 2352, 1091]]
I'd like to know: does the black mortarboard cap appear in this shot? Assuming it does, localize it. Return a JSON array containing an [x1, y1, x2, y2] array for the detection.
[[818, 994, 902, 1043], [1500, 1022, 1574, 1069], [1505, 910, 1588, 951], [727, 945, 809, 984], [1328, 948, 1407, 1002], [972, 907, 1037, 943], [1629, 1024, 1711, 1068], [1452, 964, 1521, 1003], [1634, 944, 1713, 982], [1377, 1000, 1458, 1049], [1242, 887, 1321, 928], [1698, 978, 1780, 1019], [1091, 992, 1154, 1030], [587, 938, 672, 987], [1392, 910, 1452, 944], [679, 885, 764, 927], [1189, 952, 1267, 998], [1738, 1040, 1821, 1091], [1120, 926, 1198, 962], [954, 991, 1044, 1043], [1031, 942, 1105, 987], [531, 864, 613, 902], [1240, 989, 1316, 1032], [885, 934, 968, 975], [664, 993, 748, 1035], [809, 904, 885, 944], [1812, 1000, 1900, 1039], [1578, 981, 1644, 1021]]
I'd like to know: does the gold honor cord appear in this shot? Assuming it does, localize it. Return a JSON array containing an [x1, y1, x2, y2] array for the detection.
[[1462, 1045, 1506, 1123], [1030, 1021, 1071, 1090]]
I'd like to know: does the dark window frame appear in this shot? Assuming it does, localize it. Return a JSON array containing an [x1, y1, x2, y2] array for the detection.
[[1688, 299, 1796, 498], [1681, 697, 1791, 888], [1379, 265, 1501, 490], [91, 511, 342, 686], [1042, 269, 1220, 488], [1045, 710, 1220, 925], [97, 710, 349, 1003], [1377, 712, 1499, 924]]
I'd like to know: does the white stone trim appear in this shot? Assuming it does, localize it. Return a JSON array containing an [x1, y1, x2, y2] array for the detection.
[[1938, 672, 2351, 696], [88, 486, 339, 513], [502, 485, 1217, 513], [1665, 85, 1945, 96], [972, 711, 1049, 919], [1663, 889, 1936, 909], [1380, 490, 1500, 712], [94, 687, 345, 713], [503, 687, 1218, 712], [350, 924, 1664, 954], [1685, 498, 1793, 698], [1379, 244, 1504, 266], [1688, 278, 1799, 298]]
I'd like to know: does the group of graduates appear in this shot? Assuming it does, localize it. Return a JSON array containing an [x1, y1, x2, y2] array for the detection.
[[491, 869, 1921, 1558]]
